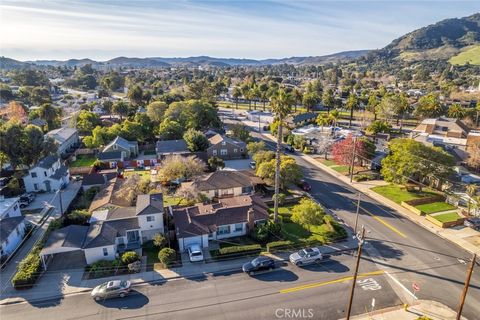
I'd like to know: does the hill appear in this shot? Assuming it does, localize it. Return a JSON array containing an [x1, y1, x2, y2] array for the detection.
[[0, 57, 30, 70]]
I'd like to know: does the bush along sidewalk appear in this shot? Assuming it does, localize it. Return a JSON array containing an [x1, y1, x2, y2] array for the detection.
[[11, 245, 43, 289]]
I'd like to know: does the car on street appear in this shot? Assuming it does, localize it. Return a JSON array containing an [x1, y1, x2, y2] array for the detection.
[[91, 280, 131, 301], [249, 161, 256, 169], [187, 244, 204, 262], [19, 194, 35, 208], [289, 248, 323, 266], [464, 217, 480, 230], [297, 180, 312, 192], [283, 145, 295, 153], [242, 256, 276, 275]]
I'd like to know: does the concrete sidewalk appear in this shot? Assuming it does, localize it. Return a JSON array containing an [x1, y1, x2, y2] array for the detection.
[[349, 300, 466, 320], [0, 235, 359, 306]]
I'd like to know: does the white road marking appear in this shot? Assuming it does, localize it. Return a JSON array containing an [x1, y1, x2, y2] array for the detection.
[[384, 271, 417, 300]]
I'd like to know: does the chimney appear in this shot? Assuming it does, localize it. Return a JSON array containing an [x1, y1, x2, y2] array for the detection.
[[247, 207, 255, 231]]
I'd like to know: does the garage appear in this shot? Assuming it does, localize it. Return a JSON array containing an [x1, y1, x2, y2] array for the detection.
[[40, 225, 89, 270], [179, 235, 208, 252]]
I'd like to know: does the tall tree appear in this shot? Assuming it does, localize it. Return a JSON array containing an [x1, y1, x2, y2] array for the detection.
[[270, 89, 293, 222], [39, 103, 60, 131], [448, 103, 466, 119], [183, 128, 209, 152], [127, 85, 144, 106], [345, 92, 359, 128], [302, 92, 320, 112], [146, 101, 168, 124], [322, 88, 335, 114], [232, 86, 242, 110], [414, 93, 443, 119], [112, 101, 129, 120]]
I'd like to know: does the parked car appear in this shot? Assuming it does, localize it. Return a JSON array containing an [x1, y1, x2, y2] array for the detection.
[[91, 280, 131, 301], [242, 256, 276, 275], [187, 244, 204, 262], [297, 180, 311, 192], [19, 193, 35, 208], [249, 161, 256, 170], [289, 248, 323, 266], [284, 145, 295, 153], [464, 218, 480, 230]]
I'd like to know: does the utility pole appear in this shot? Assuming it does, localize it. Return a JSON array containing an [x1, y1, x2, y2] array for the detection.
[[457, 253, 476, 320], [354, 193, 361, 234], [346, 226, 365, 320], [349, 137, 357, 183]]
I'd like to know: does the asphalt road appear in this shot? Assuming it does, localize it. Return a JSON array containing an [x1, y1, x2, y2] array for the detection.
[[248, 128, 480, 319], [0, 254, 400, 320]]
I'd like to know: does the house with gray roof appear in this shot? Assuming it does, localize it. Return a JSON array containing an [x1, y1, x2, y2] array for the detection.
[[0, 196, 27, 261], [173, 195, 268, 251], [156, 139, 190, 157], [40, 193, 165, 266], [102, 136, 138, 159], [46, 127, 79, 156], [23, 155, 70, 193]]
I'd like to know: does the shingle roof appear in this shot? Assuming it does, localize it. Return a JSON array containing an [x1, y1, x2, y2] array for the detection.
[[46, 128, 78, 144], [82, 173, 106, 186], [83, 218, 140, 248], [288, 112, 317, 124], [0, 216, 25, 243], [42, 225, 88, 250], [173, 195, 268, 238], [136, 193, 163, 215], [37, 155, 59, 169], [189, 171, 253, 191], [98, 151, 123, 161], [208, 134, 246, 147], [103, 136, 137, 153], [156, 139, 189, 154], [50, 165, 69, 180]]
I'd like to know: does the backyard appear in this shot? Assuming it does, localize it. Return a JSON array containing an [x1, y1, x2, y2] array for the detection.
[[70, 155, 97, 167], [123, 169, 152, 181]]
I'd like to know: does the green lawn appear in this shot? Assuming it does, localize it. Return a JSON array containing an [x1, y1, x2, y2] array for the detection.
[[142, 242, 163, 271], [415, 202, 457, 215], [163, 195, 190, 207], [331, 165, 350, 173], [320, 159, 336, 167], [449, 45, 480, 66], [431, 212, 461, 223], [70, 155, 97, 167], [123, 170, 151, 181], [371, 184, 439, 204]]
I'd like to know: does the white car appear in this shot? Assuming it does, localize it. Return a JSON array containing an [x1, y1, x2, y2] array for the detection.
[[289, 248, 323, 266], [187, 244, 204, 262]]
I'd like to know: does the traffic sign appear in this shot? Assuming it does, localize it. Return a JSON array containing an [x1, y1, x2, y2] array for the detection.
[[412, 283, 420, 292]]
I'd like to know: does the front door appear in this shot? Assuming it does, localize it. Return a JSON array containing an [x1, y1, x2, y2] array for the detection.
[[44, 180, 51, 192]]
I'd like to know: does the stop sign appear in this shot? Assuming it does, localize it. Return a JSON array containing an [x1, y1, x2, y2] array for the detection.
[[412, 283, 420, 292]]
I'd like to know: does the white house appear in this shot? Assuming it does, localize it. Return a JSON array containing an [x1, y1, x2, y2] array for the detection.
[[40, 193, 165, 266], [46, 128, 79, 156], [23, 155, 70, 193], [0, 196, 27, 260], [173, 195, 269, 252]]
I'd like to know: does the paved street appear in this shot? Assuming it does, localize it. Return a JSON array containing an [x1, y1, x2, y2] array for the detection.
[[249, 130, 480, 319], [0, 254, 401, 320]]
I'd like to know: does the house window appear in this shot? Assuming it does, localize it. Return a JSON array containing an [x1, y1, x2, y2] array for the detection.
[[44, 171, 47, 177], [234, 223, 243, 232], [221, 141, 226, 145], [212, 150, 217, 156], [34, 183, 38, 190], [103, 248, 108, 256], [147, 215, 155, 222], [233, 148, 238, 153], [31, 172, 37, 178], [217, 225, 230, 235], [220, 149, 227, 156]]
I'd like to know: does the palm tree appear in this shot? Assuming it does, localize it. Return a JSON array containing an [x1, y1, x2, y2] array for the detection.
[[448, 103, 466, 119], [232, 86, 241, 109], [241, 84, 251, 110], [466, 184, 478, 215], [345, 92, 359, 128], [329, 109, 340, 135], [270, 89, 293, 223], [292, 88, 302, 113], [316, 113, 330, 133]]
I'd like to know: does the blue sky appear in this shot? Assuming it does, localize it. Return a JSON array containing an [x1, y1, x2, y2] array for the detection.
[[0, 0, 479, 61]]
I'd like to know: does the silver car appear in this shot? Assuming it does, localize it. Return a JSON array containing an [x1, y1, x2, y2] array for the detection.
[[91, 280, 131, 301], [289, 248, 323, 266]]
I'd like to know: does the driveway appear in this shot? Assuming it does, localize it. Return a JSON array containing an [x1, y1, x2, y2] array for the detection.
[[47, 250, 87, 271]]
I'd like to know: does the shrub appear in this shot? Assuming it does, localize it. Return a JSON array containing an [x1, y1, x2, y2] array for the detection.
[[266, 240, 294, 252], [85, 187, 100, 201], [121, 251, 140, 265], [252, 221, 282, 243], [11, 246, 42, 289], [219, 244, 261, 255], [152, 233, 166, 248], [65, 209, 91, 225], [158, 248, 176, 267], [353, 173, 377, 182], [89, 259, 120, 278]]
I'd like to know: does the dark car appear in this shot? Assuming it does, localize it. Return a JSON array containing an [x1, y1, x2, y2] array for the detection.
[[297, 180, 311, 192], [464, 218, 480, 230], [283, 145, 295, 153], [242, 256, 276, 275]]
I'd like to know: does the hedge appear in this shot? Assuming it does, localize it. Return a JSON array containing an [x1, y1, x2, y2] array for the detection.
[[219, 244, 261, 256], [11, 246, 43, 289], [121, 251, 140, 265], [158, 248, 176, 267], [266, 240, 293, 252]]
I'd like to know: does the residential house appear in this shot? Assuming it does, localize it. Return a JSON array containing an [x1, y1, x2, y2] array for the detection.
[[156, 139, 190, 157], [102, 136, 138, 160], [97, 151, 125, 163], [81, 172, 116, 192], [286, 112, 317, 128], [181, 170, 254, 199], [0, 196, 26, 260], [29, 118, 47, 129], [411, 117, 470, 147], [207, 134, 246, 160], [46, 128, 80, 156], [40, 193, 165, 266], [173, 195, 269, 251], [23, 155, 70, 193]]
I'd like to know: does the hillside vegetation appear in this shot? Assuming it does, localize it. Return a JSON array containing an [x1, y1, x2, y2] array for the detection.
[[449, 45, 480, 65]]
